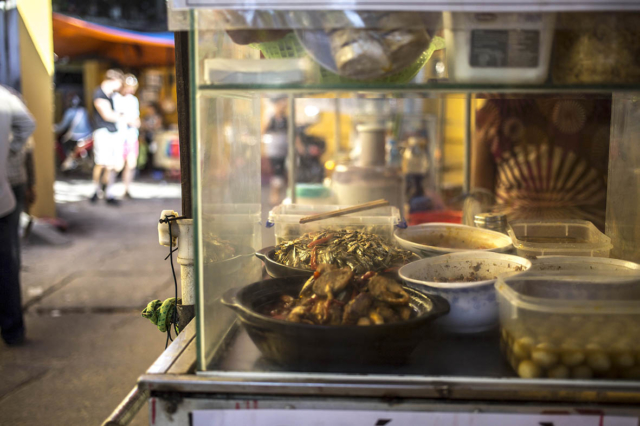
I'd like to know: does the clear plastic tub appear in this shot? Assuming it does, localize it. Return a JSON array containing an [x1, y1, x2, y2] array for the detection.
[[443, 12, 556, 84], [204, 58, 313, 85], [531, 256, 640, 273], [267, 204, 402, 244], [507, 220, 613, 258], [495, 273, 640, 379]]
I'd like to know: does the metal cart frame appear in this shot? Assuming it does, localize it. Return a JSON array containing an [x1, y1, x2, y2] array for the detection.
[[102, 6, 640, 425]]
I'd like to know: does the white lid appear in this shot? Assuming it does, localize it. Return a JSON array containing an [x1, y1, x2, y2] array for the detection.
[[268, 203, 401, 225], [495, 272, 640, 315]]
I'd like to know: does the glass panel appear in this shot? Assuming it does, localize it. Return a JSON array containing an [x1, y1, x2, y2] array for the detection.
[[195, 92, 263, 369], [189, 11, 640, 92], [191, 8, 640, 385], [606, 93, 640, 263]]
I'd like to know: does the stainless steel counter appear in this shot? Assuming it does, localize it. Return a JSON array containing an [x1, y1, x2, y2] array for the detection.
[[138, 320, 640, 405]]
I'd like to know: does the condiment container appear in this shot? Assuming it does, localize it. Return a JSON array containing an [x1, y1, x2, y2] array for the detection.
[[496, 272, 640, 379], [530, 256, 640, 273], [267, 204, 402, 244], [474, 212, 508, 234], [552, 13, 640, 84], [508, 219, 612, 258]]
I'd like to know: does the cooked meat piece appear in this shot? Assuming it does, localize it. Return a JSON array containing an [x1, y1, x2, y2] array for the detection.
[[342, 292, 374, 325], [357, 317, 371, 326], [313, 268, 353, 296], [373, 302, 400, 323], [368, 310, 385, 325], [316, 263, 339, 274], [368, 275, 410, 305], [395, 305, 412, 321], [326, 302, 344, 326]]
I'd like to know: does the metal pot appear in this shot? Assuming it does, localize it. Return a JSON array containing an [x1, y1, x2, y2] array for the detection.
[[255, 246, 313, 278], [255, 246, 421, 279]]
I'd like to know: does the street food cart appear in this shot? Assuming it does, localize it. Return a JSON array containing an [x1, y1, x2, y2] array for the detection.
[[104, 1, 640, 425]]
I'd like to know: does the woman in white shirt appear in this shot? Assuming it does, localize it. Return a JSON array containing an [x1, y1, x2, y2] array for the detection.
[[113, 74, 141, 199]]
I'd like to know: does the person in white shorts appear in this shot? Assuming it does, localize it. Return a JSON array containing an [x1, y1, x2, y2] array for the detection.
[[112, 74, 141, 199], [91, 69, 124, 205]]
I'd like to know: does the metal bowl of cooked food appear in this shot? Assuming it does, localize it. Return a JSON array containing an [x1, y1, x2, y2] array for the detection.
[[395, 223, 513, 258], [257, 229, 418, 278], [221, 266, 449, 366], [255, 246, 313, 278]]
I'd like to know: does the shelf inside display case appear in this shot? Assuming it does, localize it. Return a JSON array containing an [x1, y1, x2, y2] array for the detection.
[[192, 10, 640, 93], [189, 0, 640, 396], [205, 321, 513, 377], [197, 83, 640, 94]]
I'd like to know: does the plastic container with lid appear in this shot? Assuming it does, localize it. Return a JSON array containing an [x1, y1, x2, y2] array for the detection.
[[267, 204, 403, 244], [552, 12, 640, 84], [495, 272, 640, 379], [443, 12, 556, 84], [507, 219, 613, 258], [530, 256, 640, 273]]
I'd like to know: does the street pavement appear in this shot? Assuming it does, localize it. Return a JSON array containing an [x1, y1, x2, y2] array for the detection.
[[0, 179, 182, 426]]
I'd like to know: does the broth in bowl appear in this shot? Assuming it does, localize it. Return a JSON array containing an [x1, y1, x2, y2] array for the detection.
[[395, 223, 513, 258]]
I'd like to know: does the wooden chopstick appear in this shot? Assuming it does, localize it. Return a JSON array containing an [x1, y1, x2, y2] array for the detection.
[[299, 199, 390, 224]]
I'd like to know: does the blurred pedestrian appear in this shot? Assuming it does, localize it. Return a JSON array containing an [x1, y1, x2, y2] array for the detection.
[[90, 69, 124, 205], [0, 85, 36, 346], [262, 97, 289, 205], [295, 126, 326, 184], [113, 74, 141, 199], [54, 94, 92, 171], [139, 103, 163, 171]]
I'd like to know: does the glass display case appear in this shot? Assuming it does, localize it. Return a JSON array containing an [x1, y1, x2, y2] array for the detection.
[[133, 2, 640, 424]]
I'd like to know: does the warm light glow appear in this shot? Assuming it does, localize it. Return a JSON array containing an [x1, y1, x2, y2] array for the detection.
[[324, 160, 336, 171], [304, 105, 320, 117]]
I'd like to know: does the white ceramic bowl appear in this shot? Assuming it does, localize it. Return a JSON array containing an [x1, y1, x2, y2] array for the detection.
[[395, 223, 513, 258], [399, 252, 531, 333]]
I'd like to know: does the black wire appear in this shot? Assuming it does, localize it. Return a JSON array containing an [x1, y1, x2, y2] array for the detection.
[[164, 248, 178, 260], [168, 218, 179, 337], [163, 214, 181, 349], [159, 215, 187, 224]]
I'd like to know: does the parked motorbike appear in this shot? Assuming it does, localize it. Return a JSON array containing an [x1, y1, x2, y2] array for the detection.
[[56, 134, 94, 174]]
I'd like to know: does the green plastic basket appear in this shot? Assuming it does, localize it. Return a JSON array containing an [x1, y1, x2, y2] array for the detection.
[[252, 32, 445, 85], [250, 32, 307, 59]]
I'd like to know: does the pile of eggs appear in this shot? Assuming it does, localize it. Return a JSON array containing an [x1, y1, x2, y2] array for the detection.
[[501, 314, 640, 379]]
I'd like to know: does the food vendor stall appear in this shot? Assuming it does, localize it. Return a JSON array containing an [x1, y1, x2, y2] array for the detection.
[[103, 2, 640, 425]]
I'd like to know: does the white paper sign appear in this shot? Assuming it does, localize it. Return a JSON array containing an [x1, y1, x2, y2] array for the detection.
[[192, 409, 638, 426]]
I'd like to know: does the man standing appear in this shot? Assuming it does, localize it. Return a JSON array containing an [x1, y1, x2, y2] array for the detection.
[[0, 85, 35, 346], [91, 69, 124, 205]]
